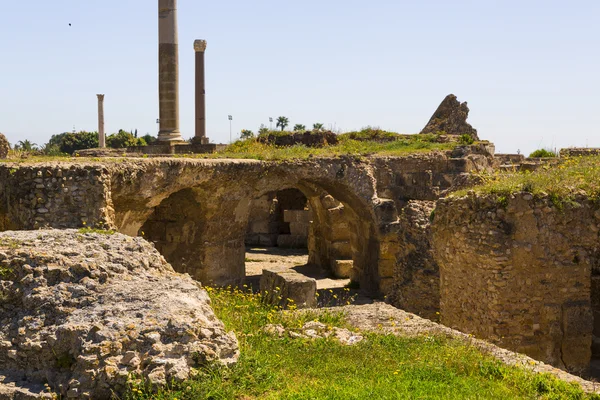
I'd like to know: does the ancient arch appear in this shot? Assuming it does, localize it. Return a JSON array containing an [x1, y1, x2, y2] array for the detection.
[[109, 159, 387, 295]]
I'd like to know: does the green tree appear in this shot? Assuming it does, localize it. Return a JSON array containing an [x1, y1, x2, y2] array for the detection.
[[15, 140, 38, 152], [293, 124, 306, 132], [106, 129, 144, 149], [313, 123, 324, 131], [51, 131, 98, 154], [141, 134, 156, 145], [276, 116, 289, 132], [240, 129, 254, 140]]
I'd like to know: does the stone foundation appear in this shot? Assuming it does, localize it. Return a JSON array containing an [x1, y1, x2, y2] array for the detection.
[[432, 193, 598, 374]]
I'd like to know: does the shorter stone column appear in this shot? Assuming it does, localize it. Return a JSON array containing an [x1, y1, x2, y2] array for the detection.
[[97, 94, 105, 148], [194, 40, 208, 144]]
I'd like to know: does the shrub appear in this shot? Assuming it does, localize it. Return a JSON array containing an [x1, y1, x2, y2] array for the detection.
[[341, 127, 399, 142], [458, 134, 475, 145], [529, 148, 557, 158], [106, 130, 145, 149]]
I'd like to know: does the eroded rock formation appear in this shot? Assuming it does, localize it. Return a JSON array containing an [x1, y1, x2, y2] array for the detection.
[[421, 94, 479, 140], [0, 230, 238, 399]]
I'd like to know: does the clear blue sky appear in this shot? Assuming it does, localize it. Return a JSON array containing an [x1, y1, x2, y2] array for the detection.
[[1, 0, 598, 154]]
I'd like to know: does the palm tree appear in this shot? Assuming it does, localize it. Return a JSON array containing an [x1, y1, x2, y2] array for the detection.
[[16, 140, 38, 152], [293, 124, 306, 132], [313, 123, 324, 131], [276, 116, 289, 132]]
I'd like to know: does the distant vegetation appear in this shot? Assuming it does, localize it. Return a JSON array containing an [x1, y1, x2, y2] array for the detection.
[[5, 130, 155, 157], [529, 148, 557, 158]]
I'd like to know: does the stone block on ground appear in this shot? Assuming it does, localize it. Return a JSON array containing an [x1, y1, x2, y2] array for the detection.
[[260, 267, 317, 308], [332, 259, 354, 279], [277, 234, 308, 248]]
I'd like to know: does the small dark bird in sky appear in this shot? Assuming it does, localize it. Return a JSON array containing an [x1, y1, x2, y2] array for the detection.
[[69, 23, 72, 26]]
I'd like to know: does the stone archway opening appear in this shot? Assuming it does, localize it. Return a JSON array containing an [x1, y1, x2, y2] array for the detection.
[[137, 188, 207, 278], [243, 186, 370, 305]]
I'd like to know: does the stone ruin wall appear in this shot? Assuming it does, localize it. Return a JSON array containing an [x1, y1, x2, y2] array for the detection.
[[432, 193, 600, 375], [0, 150, 493, 320], [2, 152, 600, 375], [0, 164, 113, 231]]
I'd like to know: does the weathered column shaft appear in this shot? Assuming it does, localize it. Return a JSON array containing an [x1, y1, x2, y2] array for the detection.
[[158, 0, 182, 142], [96, 94, 105, 148], [194, 40, 208, 143]]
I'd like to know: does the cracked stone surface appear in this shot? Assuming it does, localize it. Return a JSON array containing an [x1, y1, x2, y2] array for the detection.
[[0, 230, 239, 399]]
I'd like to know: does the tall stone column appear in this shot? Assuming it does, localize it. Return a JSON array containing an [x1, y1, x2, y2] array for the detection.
[[194, 40, 208, 144], [96, 94, 106, 148], [158, 0, 182, 142]]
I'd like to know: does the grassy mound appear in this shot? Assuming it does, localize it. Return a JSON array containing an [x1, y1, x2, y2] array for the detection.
[[454, 156, 600, 203], [211, 133, 454, 161], [124, 286, 596, 399]]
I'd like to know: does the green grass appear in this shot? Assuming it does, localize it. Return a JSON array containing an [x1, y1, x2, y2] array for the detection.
[[123, 286, 597, 400], [209, 134, 455, 161], [454, 156, 600, 204]]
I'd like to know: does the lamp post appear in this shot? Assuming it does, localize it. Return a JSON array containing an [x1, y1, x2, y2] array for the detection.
[[228, 115, 233, 143], [269, 117, 273, 131]]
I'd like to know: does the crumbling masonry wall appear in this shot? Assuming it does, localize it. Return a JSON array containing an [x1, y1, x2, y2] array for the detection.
[[0, 164, 113, 230], [432, 193, 598, 374], [0, 150, 493, 307]]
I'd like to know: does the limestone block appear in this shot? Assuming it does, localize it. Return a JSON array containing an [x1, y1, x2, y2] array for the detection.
[[277, 234, 308, 249], [332, 259, 354, 279], [289, 222, 309, 236], [258, 234, 278, 247], [330, 223, 350, 241], [561, 336, 592, 375], [244, 233, 261, 246], [260, 267, 317, 308], [374, 199, 398, 224], [250, 220, 271, 234], [330, 240, 352, 259], [283, 209, 310, 224], [0, 230, 239, 399]]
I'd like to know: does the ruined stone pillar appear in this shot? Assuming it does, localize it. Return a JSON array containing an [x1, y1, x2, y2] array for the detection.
[[158, 0, 182, 142], [96, 94, 105, 148], [194, 40, 208, 144]]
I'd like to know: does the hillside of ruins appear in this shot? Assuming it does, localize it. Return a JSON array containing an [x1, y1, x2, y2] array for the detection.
[[1, 1, 599, 399]]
